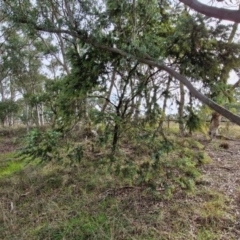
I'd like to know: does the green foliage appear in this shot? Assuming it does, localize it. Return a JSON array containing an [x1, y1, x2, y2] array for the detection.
[[0, 100, 19, 126], [67, 144, 84, 164], [20, 129, 62, 161], [66, 47, 108, 95], [112, 137, 203, 197], [0, 1, 240, 239], [196, 229, 221, 240], [185, 108, 202, 134], [19, 128, 86, 164], [164, 13, 240, 101], [0, 159, 25, 178], [35, 212, 110, 240], [39, 78, 85, 130]]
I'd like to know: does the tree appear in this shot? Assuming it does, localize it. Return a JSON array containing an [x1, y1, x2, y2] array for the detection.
[[0, 100, 18, 127], [1, 0, 240, 125]]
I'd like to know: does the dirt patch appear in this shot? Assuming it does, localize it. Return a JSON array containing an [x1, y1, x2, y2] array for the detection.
[[0, 137, 20, 154], [201, 138, 240, 236], [0, 128, 26, 154]]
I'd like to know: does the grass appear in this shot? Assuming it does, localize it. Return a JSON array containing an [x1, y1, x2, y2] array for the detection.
[[0, 159, 25, 177], [0, 125, 240, 239], [0, 152, 26, 178], [0, 158, 236, 240]]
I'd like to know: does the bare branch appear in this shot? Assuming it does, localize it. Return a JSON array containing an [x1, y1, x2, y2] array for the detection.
[[179, 0, 240, 22]]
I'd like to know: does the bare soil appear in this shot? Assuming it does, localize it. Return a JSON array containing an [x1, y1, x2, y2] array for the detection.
[[202, 138, 240, 236]]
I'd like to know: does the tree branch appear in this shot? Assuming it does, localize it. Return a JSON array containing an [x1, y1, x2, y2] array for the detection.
[[179, 0, 240, 23], [18, 21, 240, 125]]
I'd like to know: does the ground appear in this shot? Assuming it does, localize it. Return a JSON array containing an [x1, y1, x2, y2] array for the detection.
[[1, 126, 240, 239], [203, 138, 240, 237]]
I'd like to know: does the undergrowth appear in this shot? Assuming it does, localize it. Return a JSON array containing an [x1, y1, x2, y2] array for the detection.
[[0, 127, 237, 239], [0, 158, 235, 239]]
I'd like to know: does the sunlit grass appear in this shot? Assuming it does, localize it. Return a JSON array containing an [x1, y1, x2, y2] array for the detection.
[[0, 152, 38, 178], [0, 151, 26, 177], [0, 160, 25, 177]]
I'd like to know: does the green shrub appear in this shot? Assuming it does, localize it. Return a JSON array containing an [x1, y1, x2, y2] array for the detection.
[[19, 129, 62, 161], [112, 139, 202, 197]]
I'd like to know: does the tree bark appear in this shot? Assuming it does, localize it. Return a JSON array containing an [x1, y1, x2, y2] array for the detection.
[[25, 103, 29, 132], [178, 82, 185, 135], [159, 75, 171, 128], [101, 69, 116, 113], [179, 0, 240, 23]]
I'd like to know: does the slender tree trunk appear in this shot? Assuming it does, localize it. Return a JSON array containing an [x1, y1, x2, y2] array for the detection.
[[36, 105, 40, 127], [0, 81, 5, 101], [0, 81, 5, 124], [144, 86, 151, 119], [41, 103, 45, 126], [159, 75, 172, 128], [134, 96, 142, 121], [101, 69, 116, 112], [10, 78, 15, 127], [82, 96, 88, 120], [112, 122, 119, 152], [26, 103, 29, 132], [178, 82, 185, 135]]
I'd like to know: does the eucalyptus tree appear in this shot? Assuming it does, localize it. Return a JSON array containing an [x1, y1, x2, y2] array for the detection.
[[8, 36, 47, 128], [2, 0, 240, 125], [0, 100, 18, 127], [0, 22, 55, 128], [0, 24, 28, 126]]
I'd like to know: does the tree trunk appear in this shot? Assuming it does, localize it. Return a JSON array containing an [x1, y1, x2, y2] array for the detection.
[[112, 123, 119, 152], [26, 103, 29, 132], [36, 105, 40, 127], [41, 103, 45, 126], [134, 96, 142, 121], [0, 81, 5, 101], [178, 82, 185, 135], [101, 69, 116, 113], [159, 75, 172, 128]]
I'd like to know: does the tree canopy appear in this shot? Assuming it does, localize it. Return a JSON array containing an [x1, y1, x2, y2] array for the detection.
[[0, 0, 240, 127]]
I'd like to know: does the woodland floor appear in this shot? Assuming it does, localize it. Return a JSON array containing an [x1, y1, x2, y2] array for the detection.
[[200, 136, 240, 238], [1, 126, 240, 239]]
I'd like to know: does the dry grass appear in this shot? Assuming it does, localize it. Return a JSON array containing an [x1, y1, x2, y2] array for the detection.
[[0, 125, 240, 239]]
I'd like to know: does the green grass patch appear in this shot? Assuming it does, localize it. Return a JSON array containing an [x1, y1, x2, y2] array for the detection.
[[0, 158, 26, 178], [0, 161, 25, 177], [0, 152, 38, 178], [34, 212, 111, 240]]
